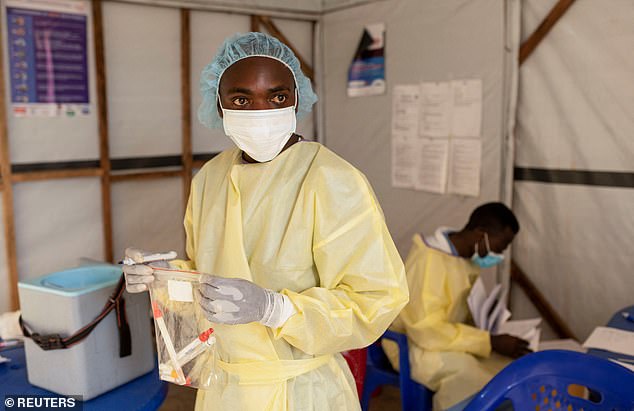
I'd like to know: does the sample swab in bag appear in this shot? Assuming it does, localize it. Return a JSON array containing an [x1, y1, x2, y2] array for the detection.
[[148, 267, 220, 388]]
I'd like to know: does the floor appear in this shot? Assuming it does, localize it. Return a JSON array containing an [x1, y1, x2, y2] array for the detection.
[[158, 384, 402, 411]]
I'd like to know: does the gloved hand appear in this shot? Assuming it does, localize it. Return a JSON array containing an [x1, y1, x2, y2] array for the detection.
[[490, 334, 532, 358], [198, 275, 296, 328], [122, 248, 175, 293]]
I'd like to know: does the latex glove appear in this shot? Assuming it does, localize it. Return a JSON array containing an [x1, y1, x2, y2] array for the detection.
[[122, 247, 175, 293], [490, 334, 532, 358], [198, 275, 296, 328]]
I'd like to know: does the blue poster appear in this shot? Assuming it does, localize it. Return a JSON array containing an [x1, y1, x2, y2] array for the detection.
[[6, 1, 89, 116], [347, 23, 386, 98]]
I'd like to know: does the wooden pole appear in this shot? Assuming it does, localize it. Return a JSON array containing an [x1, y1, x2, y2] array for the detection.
[[180, 9, 192, 209], [111, 170, 183, 183], [519, 0, 577, 65], [510, 261, 577, 340], [250, 15, 259, 32], [12, 168, 103, 183], [0, 21, 20, 310], [258, 16, 315, 82], [92, 0, 114, 262]]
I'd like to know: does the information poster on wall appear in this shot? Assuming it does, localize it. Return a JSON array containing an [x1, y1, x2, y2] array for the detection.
[[419, 79, 482, 138], [391, 80, 483, 196], [447, 138, 482, 197], [347, 23, 385, 98], [391, 85, 420, 188], [6, 0, 90, 117]]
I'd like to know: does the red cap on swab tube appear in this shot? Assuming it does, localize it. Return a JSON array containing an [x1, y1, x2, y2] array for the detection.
[[152, 301, 163, 319], [198, 328, 214, 342]]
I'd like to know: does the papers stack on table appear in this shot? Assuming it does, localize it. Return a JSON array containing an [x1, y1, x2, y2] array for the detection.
[[468, 278, 541, 351], [583, 326, 634, 372]]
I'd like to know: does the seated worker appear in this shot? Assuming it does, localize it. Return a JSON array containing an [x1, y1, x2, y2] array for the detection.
[[384, 202, 530, 411], [123, 32, 408, 411]]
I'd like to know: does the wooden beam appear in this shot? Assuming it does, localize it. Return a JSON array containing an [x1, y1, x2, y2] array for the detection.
[[192, 159, 208, 169], [0, 20, 19, 310], [12, 168, 103, 183], [92, 0, 114, 263], [180, 9, 193, 209], [111, 170, 183, 183], [250, 15, 259, 32], [519, 0, 577, 65], [257, 16, 315, 82], [510, 261, 577, 340]]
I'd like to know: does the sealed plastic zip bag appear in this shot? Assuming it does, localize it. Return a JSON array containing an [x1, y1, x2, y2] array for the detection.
[[148, 268, 219, 388]]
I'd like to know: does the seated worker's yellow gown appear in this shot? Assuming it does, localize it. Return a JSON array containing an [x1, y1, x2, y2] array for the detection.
[[172, 141, 409, 411], [383, 229, 509, 411]]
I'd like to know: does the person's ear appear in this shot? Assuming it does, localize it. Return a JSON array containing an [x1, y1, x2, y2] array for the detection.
[[217, 99, 223, 119]]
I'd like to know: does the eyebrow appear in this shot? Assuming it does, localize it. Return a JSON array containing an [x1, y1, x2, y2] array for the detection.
[[268, 86, 291, 93], [226, 85, 292, 95], [226, 87, 253, 95]]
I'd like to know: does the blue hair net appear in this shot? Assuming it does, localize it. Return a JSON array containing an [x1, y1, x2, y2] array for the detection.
[[198, 32, 318, 129]]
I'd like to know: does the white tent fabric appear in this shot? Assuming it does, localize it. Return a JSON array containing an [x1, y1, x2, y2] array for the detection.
[[1, 0, 630, 348], [0, 0, 315, 313], [322, 0, 519, 257], [511, 0, 634, 340]]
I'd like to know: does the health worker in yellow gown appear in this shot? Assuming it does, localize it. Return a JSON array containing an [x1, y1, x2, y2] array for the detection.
[[122, 32, 409, 411], [384, 202, 530, 411]]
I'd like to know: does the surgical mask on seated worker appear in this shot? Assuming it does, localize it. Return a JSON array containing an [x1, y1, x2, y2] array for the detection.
[[219, 91, 298, 163], [471, 232, 505, 268]]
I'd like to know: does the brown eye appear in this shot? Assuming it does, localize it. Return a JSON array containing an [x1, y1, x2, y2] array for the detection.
[[271, 94, 287, 104], [232, 97, 249, 107]]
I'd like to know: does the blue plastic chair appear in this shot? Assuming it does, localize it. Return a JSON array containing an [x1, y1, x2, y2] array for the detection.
[[463, 350, 634, 411], [361, 330, 433, 411]]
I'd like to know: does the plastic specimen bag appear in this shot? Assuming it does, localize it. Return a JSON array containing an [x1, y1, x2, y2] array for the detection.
[[148, 268, 219, 388]]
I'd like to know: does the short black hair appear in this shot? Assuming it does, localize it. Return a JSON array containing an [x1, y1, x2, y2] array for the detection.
[[464, 202, 520, 234]]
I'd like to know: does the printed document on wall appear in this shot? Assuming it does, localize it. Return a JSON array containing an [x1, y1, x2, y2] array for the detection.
[[415, 139, 448, 194], [451, 79, 482, 137], [392, 85, 420, 137], [391, 85, 420, 188], [448, 139, 481, 196], [392, 134, 420, 189], [419, 82, 451, 137]]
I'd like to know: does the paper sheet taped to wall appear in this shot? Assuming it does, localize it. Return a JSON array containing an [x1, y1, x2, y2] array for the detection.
[[391, 85, 421, 189], [419, 82, 452, 137], [414, 139, 449, 194], [418, 79, 482, 138], [392, 85, 420, 137], [391, 134, 420, 189], [391, 81, 482, 195], [448, 139, 481, 197], [451, 79, 482, 137]]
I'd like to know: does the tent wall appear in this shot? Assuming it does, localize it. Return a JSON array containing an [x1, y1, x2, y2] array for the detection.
[[511, 0, 634, 340], [322, 0, 518, 259], [0, 0, 315, 313], [104, 2, 186, 264]]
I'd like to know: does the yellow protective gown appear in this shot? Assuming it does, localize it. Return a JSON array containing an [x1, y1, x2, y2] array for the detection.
[[383, 234, 509, 411], [172, 141, 408, 411]]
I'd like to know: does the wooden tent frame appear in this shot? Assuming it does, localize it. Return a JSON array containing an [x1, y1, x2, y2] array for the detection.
[[509, 0, 578, 340], [1, 0, 576, 341], [0, 0, 315, 311]]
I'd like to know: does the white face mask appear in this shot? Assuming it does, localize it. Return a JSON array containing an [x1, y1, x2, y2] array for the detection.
[[221, 104, 297, 163]]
